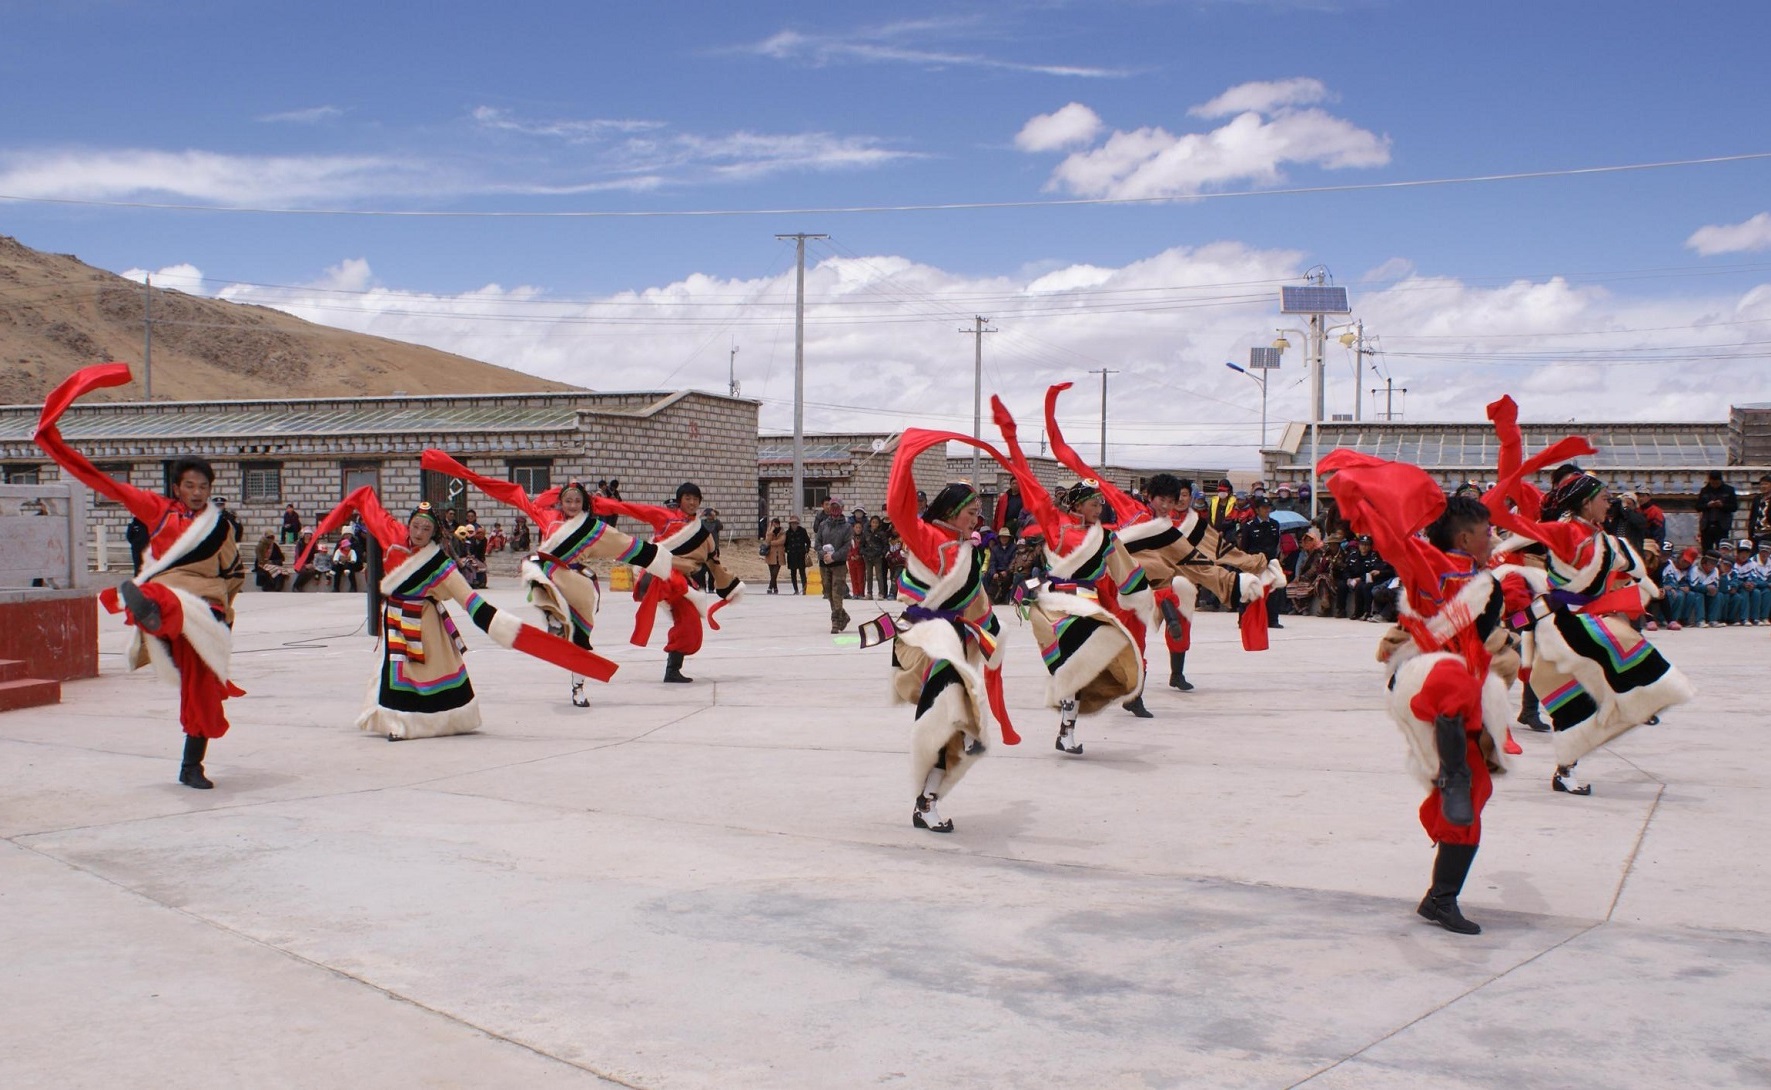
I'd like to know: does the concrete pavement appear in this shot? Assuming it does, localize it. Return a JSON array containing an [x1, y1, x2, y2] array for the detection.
[[3, 585, 1768, 1088]]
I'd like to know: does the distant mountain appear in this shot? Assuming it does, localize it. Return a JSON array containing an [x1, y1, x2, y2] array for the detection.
[[0, 234, 579, 404]]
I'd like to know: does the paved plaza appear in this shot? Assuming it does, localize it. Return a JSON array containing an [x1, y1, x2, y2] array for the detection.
[[3, 585, 1769, 1089]]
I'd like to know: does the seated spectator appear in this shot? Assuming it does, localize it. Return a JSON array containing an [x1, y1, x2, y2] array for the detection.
[[512, 516, 532, 553], [1688, 551, 1722, 627], [488, 522, 507, 553], [332, 534, 365, 593], [1650, 548, 1696, 631], [253, 532, 293, 592], [1286, 528, 1334, 617], [1716, 556, 1749, 625], [294, 533, 333, 592]]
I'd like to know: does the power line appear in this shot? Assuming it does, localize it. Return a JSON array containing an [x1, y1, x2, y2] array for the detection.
[[3, 151, 1766, 218]]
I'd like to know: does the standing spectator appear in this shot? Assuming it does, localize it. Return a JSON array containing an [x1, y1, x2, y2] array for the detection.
[[992, 479, 1024, 533], [861, 514, 889, 599], [784, 515, 810, 594], [1206, 479, 1237, 529], [885, 531, 906, 593], [763, 517, 785, 593], [331, 534, 364, 592], [704, 507, 724, 546], [1698, 471, 1738, 554], [1240, 495, 1284, 628], [814, 499, 854, 631], [1638, 490, 1668, 545], [845, 509, 867, 598], [1606, 492, 1650, 553], [1748, 474, 1771, 550], [125, 516, 150, 574], [280, 503, 302, 545], [213, 496, 243, 543]]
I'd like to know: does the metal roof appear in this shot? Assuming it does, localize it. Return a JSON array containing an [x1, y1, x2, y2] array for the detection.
[[0, 402, 582, 442], [1274, 421, 1732, 471], [757, 443, 857, 462]]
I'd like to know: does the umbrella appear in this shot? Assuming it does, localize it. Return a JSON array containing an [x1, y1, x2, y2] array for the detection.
[[1270, 509, 1311, 531]]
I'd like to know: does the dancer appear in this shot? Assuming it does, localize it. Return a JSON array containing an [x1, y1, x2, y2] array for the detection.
[[33, 363, 244, 789], [418, 451, 673, 707], [1482, 397, 1694, 795], [1042, 382, 1284, 699], [859, 429, 1023, 833], [1321, 451, 1527, 935], [304, 488, 618, 739], [599, 483, 744, 683], [992, 397, 1147, 756]]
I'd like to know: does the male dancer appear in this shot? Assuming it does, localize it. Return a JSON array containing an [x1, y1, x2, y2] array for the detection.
[[603, 483, 744, 683]]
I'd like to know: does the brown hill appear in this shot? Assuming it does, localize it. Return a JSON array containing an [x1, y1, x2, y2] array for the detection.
[[0, 234, 579, 405]]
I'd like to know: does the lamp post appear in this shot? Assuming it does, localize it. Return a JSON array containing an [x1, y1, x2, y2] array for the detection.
[[1272, 319, 1359, 520], [1224, 361, 1269, 447]]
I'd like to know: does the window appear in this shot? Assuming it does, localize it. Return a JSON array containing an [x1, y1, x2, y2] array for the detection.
[[86, 463, 132, 504], [509, 459, 552, 495], [241, 462, 282, 503], [421, 467, 466, 514], [3, 464, 41, 484], [802, 479, 832, 511]]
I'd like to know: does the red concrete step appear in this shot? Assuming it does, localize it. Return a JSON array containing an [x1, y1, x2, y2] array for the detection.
[[0, 659, 25, 683], [0, 677, 60, 712]]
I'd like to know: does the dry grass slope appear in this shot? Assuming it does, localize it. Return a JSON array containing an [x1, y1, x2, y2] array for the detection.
[[0, 234, 579, 405]]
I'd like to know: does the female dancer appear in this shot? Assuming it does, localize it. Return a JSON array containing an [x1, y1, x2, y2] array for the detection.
[[304, 488, 618, 739], [1482, 397, 1694, 794], [992, 396, 1148, 755], [418, 451, 673, 706], [599, 483, 744, 684], [866, 428, 1024, 833], [33, 363, 244, 788]]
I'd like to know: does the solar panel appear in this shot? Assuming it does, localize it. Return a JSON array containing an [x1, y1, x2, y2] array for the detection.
[[1248, 347, 1283, 370], [1279, 285, 1352, 314]]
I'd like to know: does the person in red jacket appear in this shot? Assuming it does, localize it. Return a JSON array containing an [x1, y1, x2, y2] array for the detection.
[[33, 363, 245, 789]]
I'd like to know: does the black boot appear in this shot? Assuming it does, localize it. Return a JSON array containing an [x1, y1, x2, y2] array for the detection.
[[179, 734, 213, 790], [1417, 842, 1481, 934], [1122, 694, 1154, 718], [119, 580, 162, 633], [1168, 651, 1194, 692], [1434, 714, 1474, 827], [663, 652, 693, 683], [1518, 685, 1550, 732]]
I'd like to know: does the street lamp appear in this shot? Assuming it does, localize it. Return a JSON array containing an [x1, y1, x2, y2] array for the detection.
[[1272, 319, 1359, 520], [1225, 360, 1270, 447]]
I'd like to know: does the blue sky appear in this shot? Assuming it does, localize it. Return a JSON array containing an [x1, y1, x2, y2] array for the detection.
[[5, 1, 1771, 465]]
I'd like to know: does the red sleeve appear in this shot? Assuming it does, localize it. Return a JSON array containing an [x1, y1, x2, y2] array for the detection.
[[593, 499, 673, 534], [32, 363, 176, 525], [420, 450, 548, 525], [992, 396, 1066, 543], [887, 427, 1018, 570], [297, 486, 405, 568], [1043, 383, 1149, 524]]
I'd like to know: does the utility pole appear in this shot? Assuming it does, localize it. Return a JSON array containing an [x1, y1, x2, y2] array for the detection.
[[1370, 379, 1407, 421], [1089, 368, 1119, 465], [1348, 320, 1378, 422], [728, 342, 740, 398], [958, 316, 996, 484], [143, 275, 153, 400], [776, 233, 827, 521]]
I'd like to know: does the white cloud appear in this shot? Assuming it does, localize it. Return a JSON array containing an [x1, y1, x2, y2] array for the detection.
[[1189, 77, 1330, 119], [256, 105, 346, 124], [1361, 257, 1415, 282], [470, 106, 664, 141], [1022, 81, 1390, 200], [0, 147, 430, 204], [1015, 103, 1103, 153], [739, 21, 1129, 78], [187, 242, 1771, 469], [120, 263, 207, 295], [1686, 212, 1771, 256]]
